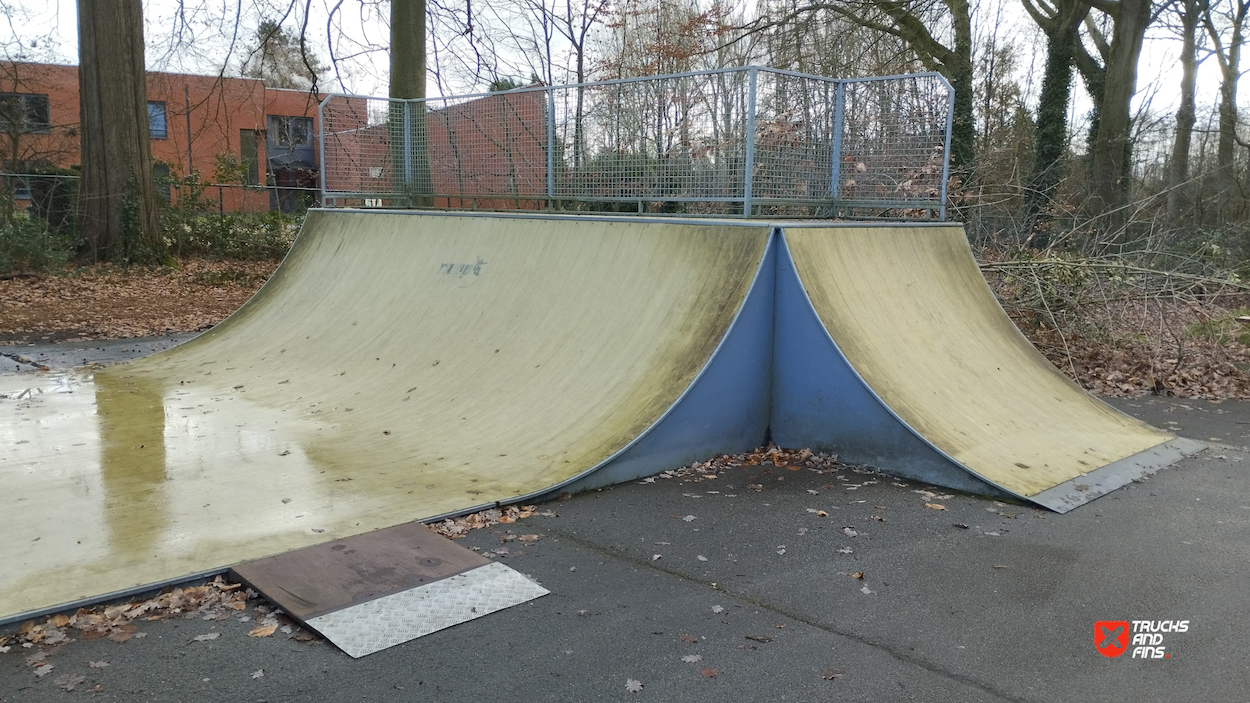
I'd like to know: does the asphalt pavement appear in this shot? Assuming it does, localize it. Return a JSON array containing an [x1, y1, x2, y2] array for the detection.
[[2, 336, 1248, 702]]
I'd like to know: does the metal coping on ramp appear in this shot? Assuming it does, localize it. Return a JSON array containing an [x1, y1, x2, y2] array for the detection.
[[0, 212, 1200, 625]]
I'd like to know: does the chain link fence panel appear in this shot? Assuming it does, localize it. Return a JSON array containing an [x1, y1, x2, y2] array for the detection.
[[319, 68, 952, 219]]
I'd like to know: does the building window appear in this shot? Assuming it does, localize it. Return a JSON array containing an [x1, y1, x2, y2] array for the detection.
[[148, 101, 167, 139], [267, 115, 312, 147], [0, 93, 50, 134], [240, 129, 261, 185], [152, 162, 171, 200]]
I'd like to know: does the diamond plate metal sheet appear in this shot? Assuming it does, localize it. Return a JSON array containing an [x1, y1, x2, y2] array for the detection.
[[306, 561, 549, 657]]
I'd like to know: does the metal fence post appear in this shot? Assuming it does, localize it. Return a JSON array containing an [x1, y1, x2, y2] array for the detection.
[[829, 80, 846, 214], [939, 82, 954, 221], [318, 97, 327, 205], [743, 67, 758, 218], [546, 87, 556, 210]]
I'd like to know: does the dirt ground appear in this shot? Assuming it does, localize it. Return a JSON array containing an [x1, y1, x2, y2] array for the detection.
[[4, 257, 1250, 399], [0, 259, 277, 345]]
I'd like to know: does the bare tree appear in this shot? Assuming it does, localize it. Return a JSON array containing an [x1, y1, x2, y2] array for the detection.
[[1201, 0, 1248, 219], [745, 0, 976, 174], [1165, 0, 1201, 223], [1073, 0, 1153, 228]]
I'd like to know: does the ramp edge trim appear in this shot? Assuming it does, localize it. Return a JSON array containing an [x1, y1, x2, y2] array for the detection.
[[1027, 437, 1206, 513], [0, 568, 225, 629]]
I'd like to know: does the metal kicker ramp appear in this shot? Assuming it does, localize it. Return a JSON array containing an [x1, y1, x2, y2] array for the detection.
[[0, 211, 1199, 623]]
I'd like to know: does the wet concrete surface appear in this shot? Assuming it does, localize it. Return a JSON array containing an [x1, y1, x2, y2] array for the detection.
[[2, 341, 1248, 702], [0, 336, 198, 375]]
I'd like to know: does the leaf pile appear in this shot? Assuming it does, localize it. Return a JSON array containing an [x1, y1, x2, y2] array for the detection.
[[0, 259, 276, 344], [642, 444, 879, 485], [430, 504, 556, 539], [984, 256, 1250, 399], [0, 576, 251, 650]]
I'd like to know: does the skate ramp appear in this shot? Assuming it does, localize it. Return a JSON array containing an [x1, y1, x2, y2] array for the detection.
[[771, 224, 1202, 512], [0, 212, 774, 623]]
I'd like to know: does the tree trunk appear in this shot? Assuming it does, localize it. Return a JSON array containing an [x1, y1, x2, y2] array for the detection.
[[1023, 0, 1088, 245], [1088, 0, 1151, 227], [390, 0, 434, 207], [947, 0, 975, 176], [1204, 0, 1247, 219], [1166, 0, 1200, 224], [77, 0, 162, 263]]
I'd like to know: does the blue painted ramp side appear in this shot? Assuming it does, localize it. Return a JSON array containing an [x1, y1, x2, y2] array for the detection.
[[770, 232, 1010, 497], [554, 232, 778, 494]]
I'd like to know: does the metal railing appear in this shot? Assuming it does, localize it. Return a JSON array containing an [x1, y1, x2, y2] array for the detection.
[[319, 67, 953, 220]]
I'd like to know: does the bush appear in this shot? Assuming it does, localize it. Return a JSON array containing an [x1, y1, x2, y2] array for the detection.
[[0, 212, 74, 274], [155, 167, 303, 260], [160, 208, 302, 260]]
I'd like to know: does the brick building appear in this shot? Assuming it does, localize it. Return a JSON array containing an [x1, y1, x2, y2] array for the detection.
[[1, 61, 323, 213]]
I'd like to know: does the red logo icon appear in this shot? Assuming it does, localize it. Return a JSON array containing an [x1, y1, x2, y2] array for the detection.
[[1096, 621, 1129, 658]]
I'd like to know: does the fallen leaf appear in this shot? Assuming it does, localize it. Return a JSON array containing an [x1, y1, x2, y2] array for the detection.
[[841, 527, 857, 537], [88, 661, 109, 669], [33, 663, 54, 677], [251, 669, 265, 679], [993, 565, 1011, 569], [191, 633, 220, 642], [816, 510, 829, 517], [651, 554, 662, 561], [48, 614, 70, 628], [850, 571, 864, 580], [835, 547, 853, 554], [860, 585, 875, 595], [701, 667, 718, 678], [249, 624, 278, 637], [679, 633, 699, 644], [925, 503, 947, 510], [517, 534, 540, 542], [681, 654, 703, 663], [682, 515, 697, 522], [745, 635, 774, 643], [54, 672, 86, 691], [626, 678, 644, 693], [822, 668, 845, 681], [952, 522, 969, 529]]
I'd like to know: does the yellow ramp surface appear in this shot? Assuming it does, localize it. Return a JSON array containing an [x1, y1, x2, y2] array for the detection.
[[784, 225, 1184, 500], [0, 212, 770, 621]]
